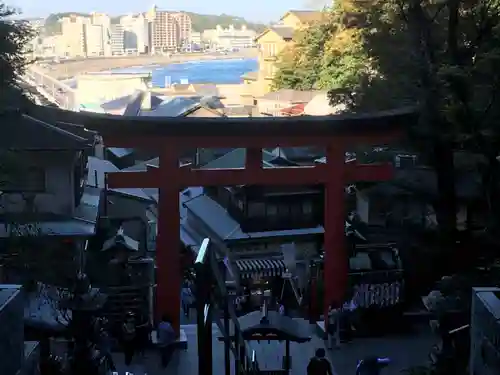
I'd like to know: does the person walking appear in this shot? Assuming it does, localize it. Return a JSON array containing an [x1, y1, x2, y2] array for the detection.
[[340, 291, 358, 343], [121, 311, 138, 367], [157, 314, 176, 368], [326, 303, 340, 349], [136, 310, 151, 359], [307, 348, 333, 375], [97, 326, 116, 372], [181, 282, 194, 318]]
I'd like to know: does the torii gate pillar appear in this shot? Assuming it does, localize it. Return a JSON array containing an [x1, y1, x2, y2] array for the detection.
[[45, 106, 416, 335]]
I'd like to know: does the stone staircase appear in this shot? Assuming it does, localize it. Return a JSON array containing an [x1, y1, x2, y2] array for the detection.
[[101, 285, 150, 324]]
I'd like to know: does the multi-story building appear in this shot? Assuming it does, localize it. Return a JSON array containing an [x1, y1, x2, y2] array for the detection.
[[149, 6, 192, 53], [203, 25, 256, 50], [120, 14, 149, 55], [59, 15, 87, 57], [84, 24, 105, 57], [172, 12, 192, 51], [191, 31, 202, 47], [90, 12, 112, 56], [243, 10, 323, 98], [110, 24, 125, 56]]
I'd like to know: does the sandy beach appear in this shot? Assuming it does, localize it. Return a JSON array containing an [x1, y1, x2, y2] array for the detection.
[[36, 49, 259, 80]]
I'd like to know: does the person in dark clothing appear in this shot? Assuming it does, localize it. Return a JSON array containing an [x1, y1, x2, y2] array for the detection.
[[121, 311, 138, 367], [136, 311, 151, 358], [307, 348, 333, 375], [97, 327, 116, 371], [157, 314, 176, 368]]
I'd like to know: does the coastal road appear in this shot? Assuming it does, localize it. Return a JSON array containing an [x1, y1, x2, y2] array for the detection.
[[35, 50, 259, 80]]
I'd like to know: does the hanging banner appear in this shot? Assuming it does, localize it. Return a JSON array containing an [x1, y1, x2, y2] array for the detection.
[[281, 242, 297, 274]]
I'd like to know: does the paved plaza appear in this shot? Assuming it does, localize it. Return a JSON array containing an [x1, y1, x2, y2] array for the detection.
[[111, 322, 436, 375]]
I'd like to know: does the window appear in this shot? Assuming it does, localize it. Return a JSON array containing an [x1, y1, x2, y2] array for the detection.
[[302, 201, 313, 215], [277, 204, 290, 218], [1, 167, 46, 192], [267, 204, 278, 217], [290, 203, 302, 219], [248, 202, 265, 217]]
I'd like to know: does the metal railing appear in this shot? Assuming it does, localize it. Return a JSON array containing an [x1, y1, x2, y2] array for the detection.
[[25, 67, 77, 110], [195, 238, 259, 375]]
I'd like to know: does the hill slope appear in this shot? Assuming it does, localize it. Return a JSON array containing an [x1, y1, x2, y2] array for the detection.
[[43, 12, 267, 36]]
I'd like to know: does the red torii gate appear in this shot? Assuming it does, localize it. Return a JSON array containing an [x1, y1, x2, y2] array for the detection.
[[31, 105, 417, 334]]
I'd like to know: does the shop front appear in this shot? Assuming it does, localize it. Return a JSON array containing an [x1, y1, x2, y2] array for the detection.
[[233, 258, 288, 312]]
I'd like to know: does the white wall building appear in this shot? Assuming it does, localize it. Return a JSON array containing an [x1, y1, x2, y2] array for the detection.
[[84, 24, 104, 57], [110, 24, 125, 56], [90, 13, 112, 57], [120, 14, 149, 55], [203, 25, 256, 50], [60, 15, 87, 57]]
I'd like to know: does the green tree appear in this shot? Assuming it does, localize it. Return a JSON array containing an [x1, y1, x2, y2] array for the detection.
[[0, 2, 35, 106], [274, 0, 500, 263]]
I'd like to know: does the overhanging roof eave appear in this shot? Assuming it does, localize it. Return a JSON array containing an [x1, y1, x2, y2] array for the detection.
[[26, 104, 420, 139]]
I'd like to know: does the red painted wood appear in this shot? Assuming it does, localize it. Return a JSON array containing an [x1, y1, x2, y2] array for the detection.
[[102, 132, 401, 150], [177, 166, 328, 187], [103, 138, 398, 329], [106, 162, 393, 190], [323, 145, 348, 318], [246, 148, 262, 171], [106, 171, 160, 189], [346, 163, 394, 182], [156, 147, 182, 334]]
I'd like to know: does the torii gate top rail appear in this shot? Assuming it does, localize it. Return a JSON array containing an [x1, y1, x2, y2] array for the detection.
[[26, 104, 419, 337], [27, 104, 418, 146]]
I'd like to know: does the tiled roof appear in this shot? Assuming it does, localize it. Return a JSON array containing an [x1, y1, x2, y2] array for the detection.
[[183, 193, 324, 242], [86, 156, 154, 201], [201, 148, 276, 169], [0, 110, 89, 150], [280, 103, 305, 116], [222, 106, 255, 117], [270, 26, 295, 40], [259, 89, 323, 103], [286, 10, 324, 24]]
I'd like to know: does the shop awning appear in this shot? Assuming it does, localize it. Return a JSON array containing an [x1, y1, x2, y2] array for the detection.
[[236, 258, 287, 279]]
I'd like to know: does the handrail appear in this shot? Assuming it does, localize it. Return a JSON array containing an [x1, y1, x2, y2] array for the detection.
[[195, 238, 257, 375]]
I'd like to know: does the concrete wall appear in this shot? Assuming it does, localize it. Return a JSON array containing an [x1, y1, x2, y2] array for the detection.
[[0, 285, 24, 375], [0, 151, 78, 217], [76, 73, 151, 106], [257, 98, 292, 116], [106, 193, 156, 252]]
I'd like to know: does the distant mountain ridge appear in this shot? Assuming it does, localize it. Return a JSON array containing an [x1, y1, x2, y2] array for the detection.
[[43, 12, 267, 35]]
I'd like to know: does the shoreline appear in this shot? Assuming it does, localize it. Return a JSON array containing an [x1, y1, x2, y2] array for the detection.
[[36, 50, 259, 80]]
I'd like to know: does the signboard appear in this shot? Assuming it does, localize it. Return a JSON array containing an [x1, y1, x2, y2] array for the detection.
[[353, 282, 402, 307]]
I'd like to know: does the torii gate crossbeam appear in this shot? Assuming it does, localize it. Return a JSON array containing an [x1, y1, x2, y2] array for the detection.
[[28, 104, 418, 335]]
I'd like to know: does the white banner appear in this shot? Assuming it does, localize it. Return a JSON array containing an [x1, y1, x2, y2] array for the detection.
[[281, 242, 297, 273]]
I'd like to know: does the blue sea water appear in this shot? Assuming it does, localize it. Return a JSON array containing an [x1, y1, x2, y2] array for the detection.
[[111, 58, 258, 87]]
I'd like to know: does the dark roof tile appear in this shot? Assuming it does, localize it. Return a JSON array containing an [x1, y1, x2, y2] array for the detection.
[[0, 110, 89, 150]]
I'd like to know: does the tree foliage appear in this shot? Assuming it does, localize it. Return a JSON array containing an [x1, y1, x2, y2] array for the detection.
[[0, 2, 35, 106]]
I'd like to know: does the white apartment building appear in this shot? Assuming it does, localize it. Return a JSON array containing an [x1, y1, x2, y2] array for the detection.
[[120, 14, 149, 55], [84, 24, 104, 57], [90, 12, 112, 57], [110, 24, 125, 56], [203, 25, 256, 50], [191, 32, 202, 45], [60, 15, 87, 57]]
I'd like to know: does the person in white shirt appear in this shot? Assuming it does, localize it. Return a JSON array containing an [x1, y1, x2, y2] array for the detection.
[[340, 292, 358, 343]]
